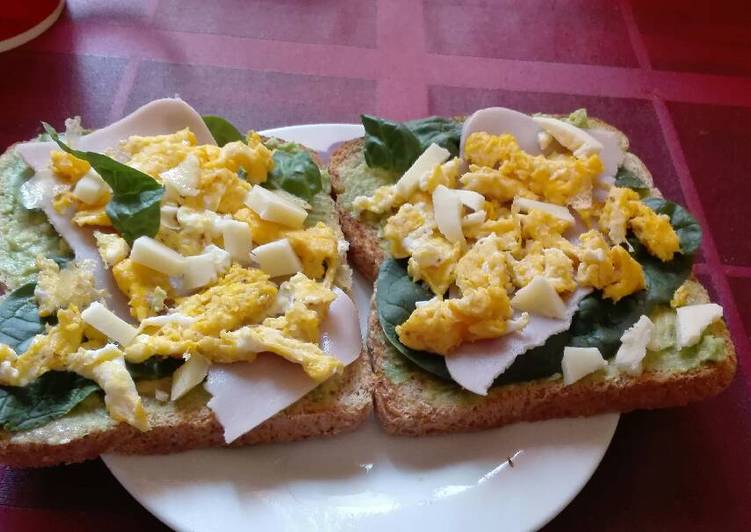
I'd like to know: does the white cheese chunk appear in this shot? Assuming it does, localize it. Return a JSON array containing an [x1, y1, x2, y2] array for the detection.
[[160, 204, 180, 230], [395, 143, 451, 197], [72, 170, 110, 205], [222, 219, 252, 264], [171, 354, 210, 401], [139, 313, 196, 331], [182, 245, 231, 291], [244, 185, 307, 228], [81, 301, 138, 346], [562, 346, 607, 385], [676, 303, 723, 348], [512, 197, 574, 224], [613, 315, 655, 375], [454, 189, 485, 211], [532, 116, 604, 158], [432, 185, 465, 244], [159, 153, 200, 197], [510, 276, 567, 319], [130, 236, 187, 277], [462, 210, 486, 227], [252, 238, 303, 278], [182, 254, 217, 291]]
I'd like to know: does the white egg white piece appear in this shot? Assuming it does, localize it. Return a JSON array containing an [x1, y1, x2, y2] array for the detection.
[[460, 107, 542, 156], [446, 288, 591, 396], [206, 288, 362, 443], [13, 98, 217, 321]]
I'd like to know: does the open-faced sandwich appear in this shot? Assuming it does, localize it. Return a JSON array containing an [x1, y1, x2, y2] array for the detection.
[[330, 107, 736, 435], [0, 99, 371, 467]]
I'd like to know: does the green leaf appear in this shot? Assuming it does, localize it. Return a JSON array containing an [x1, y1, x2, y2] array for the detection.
[[614, 166, 650, 197], [361, 115, 463, 173], [404, 116, 462, 157], [0, 371, 99, 432], [375, 259, 451, 379], [362, 115, 423, 173], [43, 123, 164, 244], [569, 291, 647, 358], [642, 197, 702, 255], [563, 108, 589, 129], [0, 283, 44, 353], [126, 357, 183, 380], [266, 150, 322, 201], [201, 115, 244, 147]]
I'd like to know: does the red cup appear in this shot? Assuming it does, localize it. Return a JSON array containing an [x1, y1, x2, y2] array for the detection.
[[0, 0, 65, 53]]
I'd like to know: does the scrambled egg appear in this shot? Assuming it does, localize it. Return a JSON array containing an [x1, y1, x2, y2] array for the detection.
[[0, 127, 346, 431], [355, 129, 682, 355], [396, 235, 514, 354], [34, 257, 103, 317]]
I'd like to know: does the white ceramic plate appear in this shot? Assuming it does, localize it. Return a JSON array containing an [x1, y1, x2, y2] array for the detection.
[[103, 124, 619, 532]]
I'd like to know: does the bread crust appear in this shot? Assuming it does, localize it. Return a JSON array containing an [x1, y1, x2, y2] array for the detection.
[[0, 353, 373, 467], [368, 308, 735, 436], [329, 116, 737, 436]]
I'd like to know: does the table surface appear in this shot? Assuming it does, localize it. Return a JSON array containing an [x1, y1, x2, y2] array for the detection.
[[1, 1, 751, 530]]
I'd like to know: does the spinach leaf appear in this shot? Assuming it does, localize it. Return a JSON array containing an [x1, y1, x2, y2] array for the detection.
[[404, 116, 462, 157], [0, 371, 99, 432], [614, 166, 650, 196], [126, 357, 183, 380], [44, 123, 164, 244], [202, 115, 244, 147], [569, 291, 646, 358], [362, 115, 463, 173], [0, 283, 44, 353], [266, 150, 322, 201], [642, 197, 702, 255], [375, 259, 451, 379], [362, 115, 423, 173]]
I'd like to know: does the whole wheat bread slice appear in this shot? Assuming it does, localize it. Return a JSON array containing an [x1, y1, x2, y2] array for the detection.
[[0, 142, 373, 467], [329, 117, 737, 436]]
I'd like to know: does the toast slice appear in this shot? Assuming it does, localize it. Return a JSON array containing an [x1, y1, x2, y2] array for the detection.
[[0, 141, 373, 467], [330, 116, 737, 436]]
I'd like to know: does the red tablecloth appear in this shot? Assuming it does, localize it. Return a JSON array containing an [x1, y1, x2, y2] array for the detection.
[[1, 1, 750, 530]]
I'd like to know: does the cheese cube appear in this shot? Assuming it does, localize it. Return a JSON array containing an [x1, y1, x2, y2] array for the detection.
[[252, 238, 303, 278], [676, 303, 723, 348], [130, 236, 186, 277], [510, 276, 567, 319], [454, 189, 485, 211], [72, 171, 110, 205], [182, 245, 231, 291], [159, 153, 200, 197], [81, 302, 138, 346], [532, 116, 603, 159], [222, 220, 252, 264], [562, 346, 606, 385], [512, 197, 574, 224], [171, 354, 210, 401], [244, 185, 307, 228], [613, 315, 654, 375], [432, 185, 465, 244], [396, 143, 451, 197]]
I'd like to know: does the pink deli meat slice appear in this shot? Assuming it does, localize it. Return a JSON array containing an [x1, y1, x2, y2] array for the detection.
[[460, 107, 543, 156], [205, 288, 362, 444], [446, 288, 592, 396]]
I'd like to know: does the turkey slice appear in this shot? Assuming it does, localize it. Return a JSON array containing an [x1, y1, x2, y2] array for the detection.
[[446, 288, 591, 396]]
